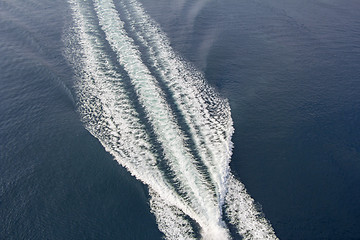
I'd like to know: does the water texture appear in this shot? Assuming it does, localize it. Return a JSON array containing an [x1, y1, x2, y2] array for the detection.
[[1, 0, 360, 239]]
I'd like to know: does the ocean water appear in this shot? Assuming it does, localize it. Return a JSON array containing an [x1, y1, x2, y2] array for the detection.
[[1, 0, 359, 239]]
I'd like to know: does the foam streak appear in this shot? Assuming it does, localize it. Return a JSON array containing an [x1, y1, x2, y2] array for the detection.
[[64, 0, 278, 239]]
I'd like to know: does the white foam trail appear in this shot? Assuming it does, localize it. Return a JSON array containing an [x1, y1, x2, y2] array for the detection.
[[66, 0, 230, 238], [65, 0, 203, 233], [121, 0, 233, 205], [149, 188, 196, 240], [65, 0, 278, 239], [119, 3, 278, 239], [225, 174, 278, 239], [92, 0, 227, 229]]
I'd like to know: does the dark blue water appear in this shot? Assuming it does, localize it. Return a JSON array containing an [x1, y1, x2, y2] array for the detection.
[[1, 0, 359, 239]]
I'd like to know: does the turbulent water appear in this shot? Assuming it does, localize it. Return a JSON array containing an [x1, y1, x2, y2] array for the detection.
[[2, 0, 360, 239], [64, 0, 277, 239]]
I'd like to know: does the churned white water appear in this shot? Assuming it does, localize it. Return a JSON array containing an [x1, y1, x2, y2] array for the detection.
[[64, 0, 278, 239]]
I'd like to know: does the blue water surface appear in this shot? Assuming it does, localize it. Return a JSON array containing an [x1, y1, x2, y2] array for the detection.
[[1, 0, 360, 239]]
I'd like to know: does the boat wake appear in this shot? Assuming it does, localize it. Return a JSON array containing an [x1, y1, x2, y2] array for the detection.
[[63, 0, 278, 239]]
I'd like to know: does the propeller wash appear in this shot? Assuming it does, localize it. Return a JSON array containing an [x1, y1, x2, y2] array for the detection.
[[63, 0, 278, 239]]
